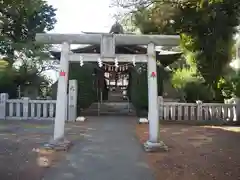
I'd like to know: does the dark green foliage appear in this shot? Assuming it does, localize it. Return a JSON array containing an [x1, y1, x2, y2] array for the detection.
[[0, 0, 57, 96], [0, 0, 56, 62], [129, 64, 168, 116], [170, 0, 240, 100], [101, 79, 109, 101], [69, 63, 97, 112], [130, 66, 148, 115], [0, 68, 18, 98], [126, 70, 132, 101], [0, 66, 49, 98], [218, 72, 240, 98], [94, 69, 109, 101], [68, 63, 109, 114], [51, 63, 108, 115], [174, 0, 240, 99], [118, 0, 240, 100], [171, 67, 215, 102], [183, 81, 214, 103]]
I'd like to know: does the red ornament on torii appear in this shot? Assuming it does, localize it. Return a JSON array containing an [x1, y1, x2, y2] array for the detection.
[[151, 71, 156, 77], [59, 70, 66, 77]]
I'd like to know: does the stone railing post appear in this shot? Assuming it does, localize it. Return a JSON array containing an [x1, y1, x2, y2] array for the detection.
[[233, 98, 240, 122], [22, 97, 30, 120], [158, 96, 163, 119], [68, 80, 78, 121], [196, 100, 203, 121], [0, 93, 9, 120]]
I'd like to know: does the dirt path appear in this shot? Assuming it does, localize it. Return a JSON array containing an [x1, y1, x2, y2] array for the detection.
[[136, 124, 240, 180], [42, 116, 155, 180]]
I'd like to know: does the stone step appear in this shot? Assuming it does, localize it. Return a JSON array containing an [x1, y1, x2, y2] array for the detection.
[[80, 111, 136, 116], [80, 102, 136, 116]]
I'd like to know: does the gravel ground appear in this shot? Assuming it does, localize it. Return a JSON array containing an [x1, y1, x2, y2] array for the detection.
[[0, 120, 86, 180], [1, 119, 239, 180], [136, 124, 240, 180]]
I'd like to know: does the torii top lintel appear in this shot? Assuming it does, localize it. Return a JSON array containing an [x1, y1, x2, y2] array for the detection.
[[35, 33, 180, 46]]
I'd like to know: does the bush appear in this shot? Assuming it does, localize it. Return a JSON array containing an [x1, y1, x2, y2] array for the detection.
[[171, 67, 214, 102], [130, 67, 148, 115], [171, 68, 195, 90], [69, 63, 97, 111], [129, 65, 167, 116], [0, 68, 18, 98], [183, 81, 214, 102], [218, 72, 240, 98]]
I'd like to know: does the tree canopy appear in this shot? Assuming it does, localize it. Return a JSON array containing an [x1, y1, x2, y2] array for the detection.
[[0, 0, 57, 97], [0, 0, 56, 63], [113, 0, 240, 100]]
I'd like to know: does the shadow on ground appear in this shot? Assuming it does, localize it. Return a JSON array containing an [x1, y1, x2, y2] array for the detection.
[[136, 123, 240, 180]]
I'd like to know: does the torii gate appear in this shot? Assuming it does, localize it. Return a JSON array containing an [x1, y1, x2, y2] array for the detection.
[[35, 33, 180, 151]]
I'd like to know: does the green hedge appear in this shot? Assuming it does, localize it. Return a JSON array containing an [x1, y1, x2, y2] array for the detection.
[[68, 63, 109, 114], [128, 65, 167, 116], [0, 68, 19, 98], [69, 63, 97, 113]]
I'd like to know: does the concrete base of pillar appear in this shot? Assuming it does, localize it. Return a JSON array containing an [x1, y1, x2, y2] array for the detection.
[[33, 138, 73, 168], [143, 140, 168, 152], [138, 118, 149, 124], [76, 116, 86, 122], [44, 138, 73, 151]]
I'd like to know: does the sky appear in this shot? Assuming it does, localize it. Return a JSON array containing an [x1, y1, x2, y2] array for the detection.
[[45, 0, 117, 81], [47, 0, 116, 34]]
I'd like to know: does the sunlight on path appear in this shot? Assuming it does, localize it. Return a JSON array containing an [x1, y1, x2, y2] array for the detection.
[[203, 126, 240, 133]]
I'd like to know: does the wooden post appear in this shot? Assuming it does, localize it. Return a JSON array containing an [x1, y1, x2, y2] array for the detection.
[[53, 42, 70, 140]]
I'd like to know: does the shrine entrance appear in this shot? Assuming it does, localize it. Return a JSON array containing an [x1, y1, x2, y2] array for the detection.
[[81, 63, 134, 116], [35, 24, 179, 151]]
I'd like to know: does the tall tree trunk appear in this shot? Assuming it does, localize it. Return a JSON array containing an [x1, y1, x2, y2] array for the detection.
[[212, 81, 224, 102]]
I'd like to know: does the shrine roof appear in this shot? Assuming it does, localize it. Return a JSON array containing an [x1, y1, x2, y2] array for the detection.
[[50, 22, 181, 67]]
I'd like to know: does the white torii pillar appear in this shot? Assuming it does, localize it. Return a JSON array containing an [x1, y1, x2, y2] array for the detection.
[[147, 43, 159, 142], [143, 43, 168, 151], [53, 42, 70, 140]]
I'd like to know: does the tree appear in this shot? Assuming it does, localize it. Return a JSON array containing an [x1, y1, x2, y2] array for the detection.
[[113, 0, 240, 101], [218, 70, 240, 98], [0, 0, 57, 97], [173, 0, 240, 101], [0, 0, 56, 64]]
